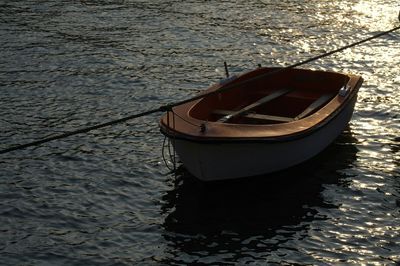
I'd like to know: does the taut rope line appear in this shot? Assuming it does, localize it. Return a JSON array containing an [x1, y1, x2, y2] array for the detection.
[[1, 24, 399, 155]]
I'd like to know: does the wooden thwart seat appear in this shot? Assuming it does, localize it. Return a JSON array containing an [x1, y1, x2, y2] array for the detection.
[[213, 109, 293, 122], [213, 91, 336, 123], [217, 88, 294, 123]]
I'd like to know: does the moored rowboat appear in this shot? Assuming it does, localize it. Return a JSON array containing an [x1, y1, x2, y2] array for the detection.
[[160, 67, 363, 181]]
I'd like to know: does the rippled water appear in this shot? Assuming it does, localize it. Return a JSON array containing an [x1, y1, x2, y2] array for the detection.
[[1, 1, 399, 265]]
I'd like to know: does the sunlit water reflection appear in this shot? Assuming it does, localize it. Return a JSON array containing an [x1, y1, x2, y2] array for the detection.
[[1, 0, 399, 265]]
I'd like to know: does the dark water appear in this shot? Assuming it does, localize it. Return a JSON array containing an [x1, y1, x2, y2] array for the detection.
[[1, 1, 399, 265]]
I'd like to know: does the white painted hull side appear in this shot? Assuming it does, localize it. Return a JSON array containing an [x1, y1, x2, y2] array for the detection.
[[172, 97, 357, 181]]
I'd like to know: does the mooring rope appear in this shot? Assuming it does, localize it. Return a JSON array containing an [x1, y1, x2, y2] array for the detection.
[[1, 24, 399, 155], [161, 135, 175, 171]]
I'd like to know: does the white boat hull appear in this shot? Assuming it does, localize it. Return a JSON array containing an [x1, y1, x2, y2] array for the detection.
[[171, 97, 357, 181]]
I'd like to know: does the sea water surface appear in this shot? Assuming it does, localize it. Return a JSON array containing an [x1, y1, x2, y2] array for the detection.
[[1, 0, 399, 265]]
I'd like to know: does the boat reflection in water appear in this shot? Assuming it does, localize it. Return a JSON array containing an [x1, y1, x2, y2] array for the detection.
[[160, 131, 358, 263]]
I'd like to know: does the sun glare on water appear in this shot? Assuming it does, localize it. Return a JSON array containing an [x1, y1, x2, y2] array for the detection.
[[352, 0, 399, 29]]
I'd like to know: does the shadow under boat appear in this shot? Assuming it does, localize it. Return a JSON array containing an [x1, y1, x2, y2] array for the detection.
[[160, 129, 358, 258]]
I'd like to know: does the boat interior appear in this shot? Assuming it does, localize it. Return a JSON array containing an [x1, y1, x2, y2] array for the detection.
[[189, 68, 350, 125]]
